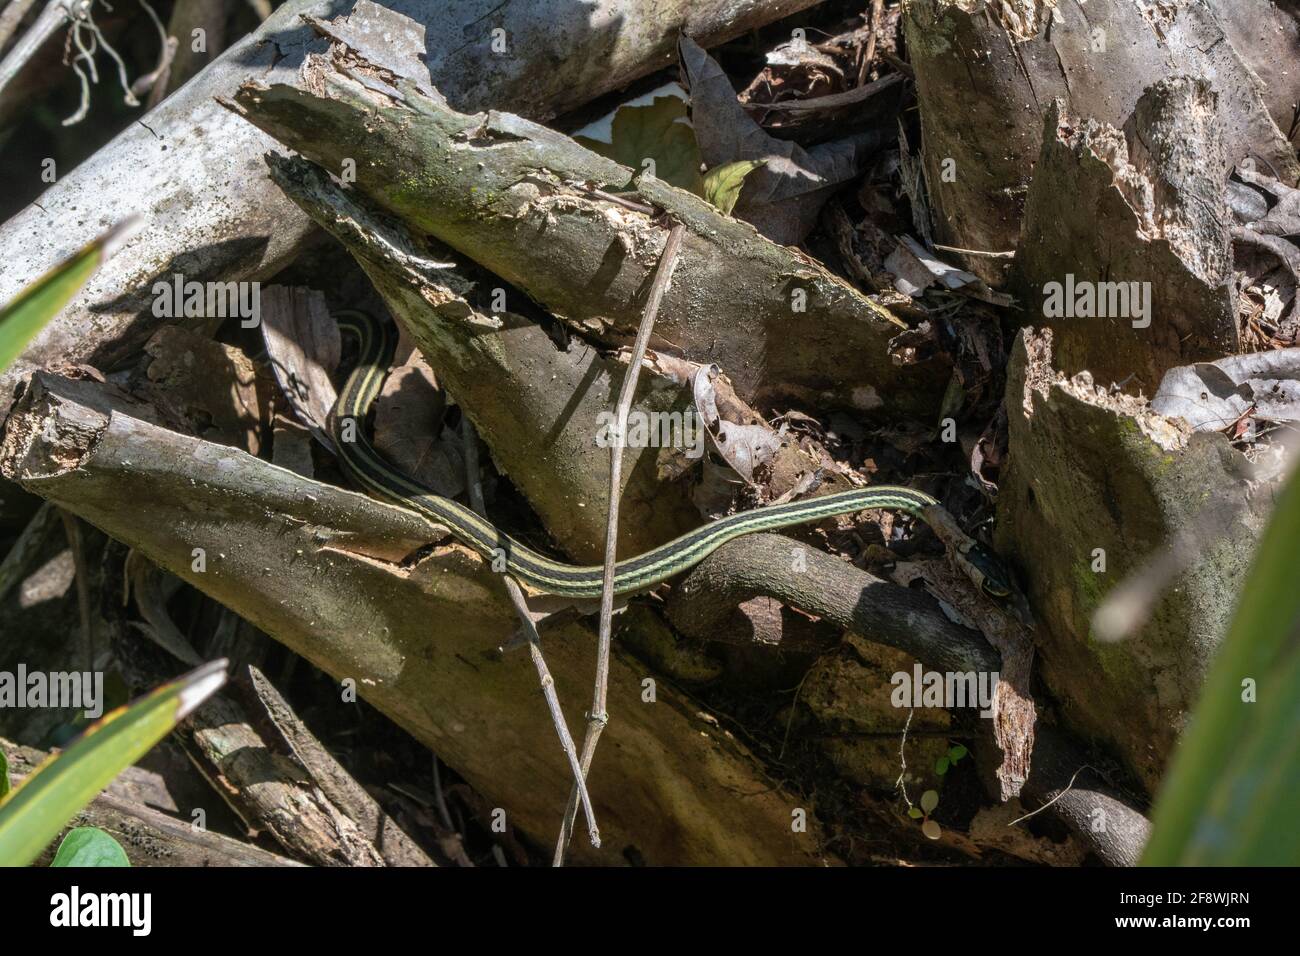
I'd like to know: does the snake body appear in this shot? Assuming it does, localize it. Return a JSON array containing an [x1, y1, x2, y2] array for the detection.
[[331, 311, 990, 598]]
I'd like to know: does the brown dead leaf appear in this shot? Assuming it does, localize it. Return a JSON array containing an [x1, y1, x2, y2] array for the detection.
[[680, 35, 883, 245], [372, 353, 464, 497]]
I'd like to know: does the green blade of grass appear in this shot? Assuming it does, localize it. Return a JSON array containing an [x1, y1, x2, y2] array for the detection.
[[1141, 464, 1300, 865], [0, 216, 140, 372], [0, 659, 226, 867]]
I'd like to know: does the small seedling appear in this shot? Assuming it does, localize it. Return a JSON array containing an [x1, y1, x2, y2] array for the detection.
[[908, 789, 941, 839], [934, 743, 968, 777]]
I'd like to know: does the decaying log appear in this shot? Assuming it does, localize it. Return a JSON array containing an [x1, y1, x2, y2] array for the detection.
[[0, 371, 834, 865], [995, 329, 1276, 794], [263, 154, 700, 561], [246, 664, 435, 867], [1011, 79, 1238, 391], [902, 0, 1300, 284], [668, 534, 1152, 866], [2, 737, 304, 867], [0, 0, 823, 422], [226, 22, 948, 418], [666, 532, 999, 674], [179, 695, 390, 866]]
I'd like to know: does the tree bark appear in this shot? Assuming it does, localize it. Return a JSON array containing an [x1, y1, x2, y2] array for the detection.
[[0, 0, 823, 423], [901, 0, 1300, 285], [0, 370, 835, 865], [226, 28, 947, 418]]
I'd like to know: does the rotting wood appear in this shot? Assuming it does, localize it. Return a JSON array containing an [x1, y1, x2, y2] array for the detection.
[[225, 22, 949, 419], [0, 370, 835, 865], [0, 0, 825, 424]]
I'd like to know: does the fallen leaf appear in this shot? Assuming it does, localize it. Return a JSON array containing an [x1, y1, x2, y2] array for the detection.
[[702, 159, 765, 215], [680, 35, 882, 245], [573, 83, 703, 194], [1151, 350, 1300, 437], [372, 354, 464, 497]]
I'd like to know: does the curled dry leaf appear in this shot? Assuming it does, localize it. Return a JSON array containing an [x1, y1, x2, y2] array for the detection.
[[1151, 349, 1300, 438], [123, 550, 203, 667], [371, 353, 464, 498], [679, 34, 883, 245], [691, 364, 781, 484]]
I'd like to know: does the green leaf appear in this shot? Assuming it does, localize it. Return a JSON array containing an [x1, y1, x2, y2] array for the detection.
[[0, 749, 8, 800], [51, 827, 129, 867], [934, 756, 950, 776], [1142, 465, 1300, 865], [574, 88, 704, 195], [921, 819, 942, 840], [949, 744, 968, 763], [702, 159, 765, 215], [0, 218, 138, 372], [907, 806, 924, 819], [920, 789, 939, 814], [0, 659, 226, 867]]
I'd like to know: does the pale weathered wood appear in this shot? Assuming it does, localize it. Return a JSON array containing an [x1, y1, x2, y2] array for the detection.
[[0, 0, 823, 423]]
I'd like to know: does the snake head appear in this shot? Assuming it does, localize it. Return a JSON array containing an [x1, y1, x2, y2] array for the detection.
[[962, 541, 1014, 600]]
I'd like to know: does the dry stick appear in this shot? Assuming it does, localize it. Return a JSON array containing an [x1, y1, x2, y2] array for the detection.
[[553, 221, 687, 866], [857, 0, 884, 87], [460, 415, 600, 848], [0, 0, 39, 54], [0, 499, 56, 604], [0, 0, 72, 96]]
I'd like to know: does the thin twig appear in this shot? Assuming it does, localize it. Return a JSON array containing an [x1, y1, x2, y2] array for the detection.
[[1006, 766, 1095, 826], [553, 221, 687, 865], [857, 0, 884, 87], [0, 0, 73, 97], [460, 415, 601, 849], [579, 186, 656, 216], [0, 0, 39, 55], [931, 243, 1017, 259]]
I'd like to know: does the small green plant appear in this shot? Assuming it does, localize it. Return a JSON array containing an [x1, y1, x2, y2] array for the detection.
[[908, 789, 941, 840], [0, 749, 8, 800], [906, 743, 968, 840], [934, 743, 968, 777]]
